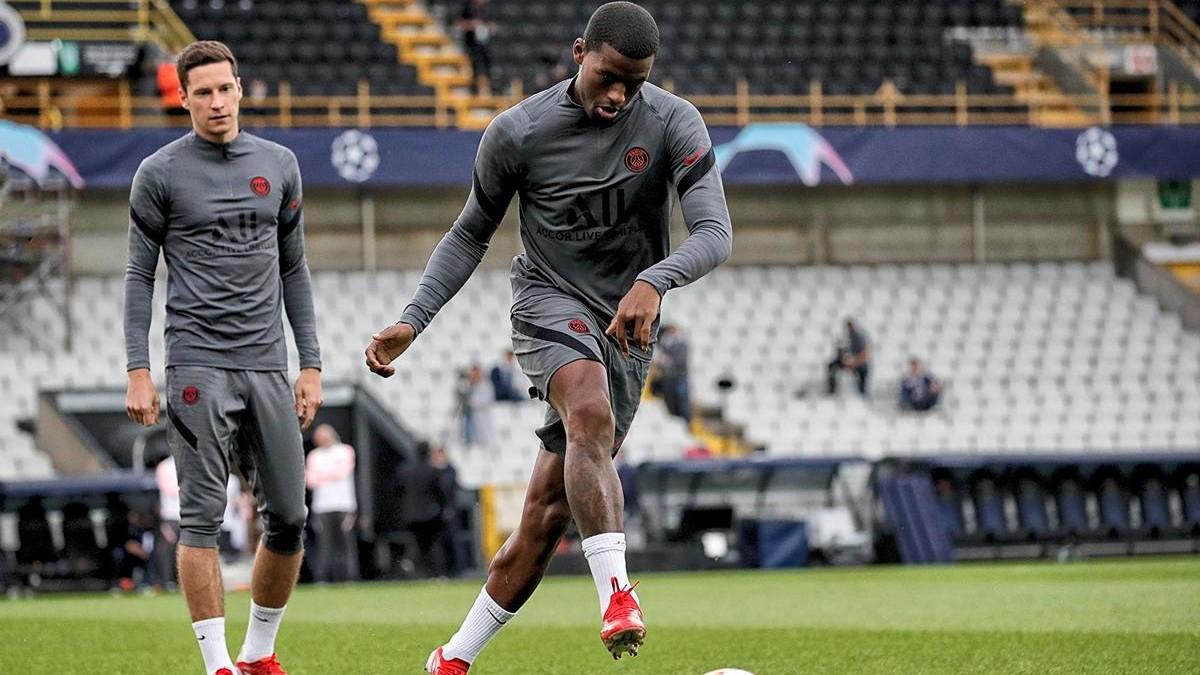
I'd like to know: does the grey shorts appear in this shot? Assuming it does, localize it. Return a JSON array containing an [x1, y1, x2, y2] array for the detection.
[[510, 293, 651, 455], [165, 366, 308, 553]]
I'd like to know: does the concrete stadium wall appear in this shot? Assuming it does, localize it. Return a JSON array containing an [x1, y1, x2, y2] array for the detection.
[[69, 183, 1110, 275]]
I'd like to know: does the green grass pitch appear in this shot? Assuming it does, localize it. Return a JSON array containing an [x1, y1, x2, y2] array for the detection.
[[1, 557, 1197, 674]]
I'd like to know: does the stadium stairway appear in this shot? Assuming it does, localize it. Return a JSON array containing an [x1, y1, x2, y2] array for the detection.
[[877, 472, 955, 564], [356, 0, 514, 129], [973, 50, 1094, 126], [980, 1, 1099, 126], [683, 402, 754, 458]]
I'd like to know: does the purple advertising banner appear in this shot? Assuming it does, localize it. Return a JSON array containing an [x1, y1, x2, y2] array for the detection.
[[6, 122, 1197, 190]]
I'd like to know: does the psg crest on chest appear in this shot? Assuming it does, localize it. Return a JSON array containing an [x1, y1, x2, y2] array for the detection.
[[250, 176, 271, 196], [625, 147, 649, 173]]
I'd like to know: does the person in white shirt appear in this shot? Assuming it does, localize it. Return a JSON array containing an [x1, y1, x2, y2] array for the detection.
[[221, 475, 250, 561], [457, 365, 495, 450], [155, 454, 181, 588], [305, 424, 359, 582]]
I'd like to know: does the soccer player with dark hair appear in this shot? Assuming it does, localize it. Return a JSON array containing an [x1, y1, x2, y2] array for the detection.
[[364, 3, 732, 671], [124, 40, 322, 675]]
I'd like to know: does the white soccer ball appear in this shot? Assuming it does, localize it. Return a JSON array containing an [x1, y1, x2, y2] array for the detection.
[[1075, 126, 1118, 178], [702, 670, 756, 675], [330, 129, 380, 183]]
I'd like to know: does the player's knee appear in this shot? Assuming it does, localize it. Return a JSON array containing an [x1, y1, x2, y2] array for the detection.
[[179, 500, 224, 548], [262, 506, 308, 554], [564, 398, 615, 449], [179, 521, 222, 549]]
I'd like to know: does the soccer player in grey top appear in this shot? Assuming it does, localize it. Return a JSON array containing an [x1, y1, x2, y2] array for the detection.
[[123, 41, 322, 675], [365, 4, 732, 671]]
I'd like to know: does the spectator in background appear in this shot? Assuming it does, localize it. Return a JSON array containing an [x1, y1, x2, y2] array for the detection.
[[489, 350, 524, 402], [458, 0, 496, 94], [457, 364, 494, 449], [431, 446, 463, 577], [114, 510, 154, 591], [655, 324, 692, 423], [103, 492, 131, 582], [827, 319, 872, 396], [305, 424, 360, 583], [155, 49, 186, 117], [615, 449, 639, 516], [401, 442, 451, 577], [219, 475, 252, 563], [614, 449, 642, 548], [154, 455, 180, 589], [900, 358, 941, 412], [17, 497, 57, 577]]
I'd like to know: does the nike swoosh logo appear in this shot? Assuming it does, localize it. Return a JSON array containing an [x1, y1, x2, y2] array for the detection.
[[486, 608, 508, 626], [682, 148, 707, 167], [198, 635, 206, 641], [254, 615, 271, 623]]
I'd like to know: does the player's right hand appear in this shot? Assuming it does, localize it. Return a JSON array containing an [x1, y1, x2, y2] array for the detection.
[[125, 368, 161, 426], [365, 322, 416, 378]]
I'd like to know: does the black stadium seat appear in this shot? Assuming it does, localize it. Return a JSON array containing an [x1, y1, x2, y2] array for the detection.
[[169, 0, 432, 96], [173, 0, 1030, 99], [411, 0, 1028, 96]]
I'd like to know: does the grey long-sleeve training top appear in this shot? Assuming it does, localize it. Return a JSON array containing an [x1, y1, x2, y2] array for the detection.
[[124, 131, 321, 372], [398, 78, 733, 338]]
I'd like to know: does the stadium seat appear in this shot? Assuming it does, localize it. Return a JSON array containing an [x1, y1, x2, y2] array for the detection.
[[418, 0, 1023, 96], [168, 0, 433, 96], [1137, 474, 1174, 538], [970, 474, 1010, 543], [1096, 474, 1133, 539], [15, 498, 58, 566], [1015, 477, 1051, 540], [933, 476, 966, 539], [60, 501, 104, 576], [2, 262, 1199, 485]]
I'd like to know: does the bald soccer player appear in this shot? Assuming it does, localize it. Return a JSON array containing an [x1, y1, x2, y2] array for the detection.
[[364, 3, 732, 672]]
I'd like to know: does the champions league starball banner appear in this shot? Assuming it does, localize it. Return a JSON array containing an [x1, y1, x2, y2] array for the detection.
[[0, 2, 25, 67], [35, 124, 1200, 190]]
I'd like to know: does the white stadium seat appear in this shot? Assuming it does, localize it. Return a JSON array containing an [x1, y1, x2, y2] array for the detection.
[[2, 264, 1198, 484]]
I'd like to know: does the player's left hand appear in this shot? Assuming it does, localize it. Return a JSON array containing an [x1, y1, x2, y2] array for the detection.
[[294, 367, 323, 431], [606, 280, 661, 357]]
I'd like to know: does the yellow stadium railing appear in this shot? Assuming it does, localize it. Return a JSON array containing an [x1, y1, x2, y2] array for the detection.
[[8, 0, 195, 50], [1054, 0, 1200, 61], [2, 78, 1198, 130]]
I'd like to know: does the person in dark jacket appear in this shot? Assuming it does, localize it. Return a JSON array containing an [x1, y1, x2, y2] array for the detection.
[[401, 442, 450, 577], [489, 350, 524, 402], [900, 358, 941, 411], [827, 319, 872, 396]]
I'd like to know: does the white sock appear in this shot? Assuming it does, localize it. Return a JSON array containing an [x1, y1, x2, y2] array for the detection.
[[238, 601, 286, 663], [581, 532, 636, 614], [192, 617, 236, 674], [442, 588, 516, 664]]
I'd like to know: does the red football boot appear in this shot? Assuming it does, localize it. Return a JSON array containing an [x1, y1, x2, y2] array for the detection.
[[600, 578, 646, 660], [426, 646, 470, 674], [236, 653, 287, 675]]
